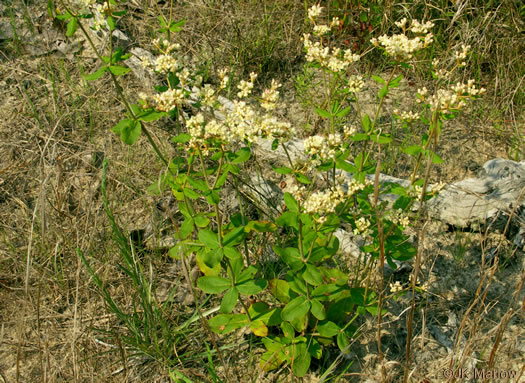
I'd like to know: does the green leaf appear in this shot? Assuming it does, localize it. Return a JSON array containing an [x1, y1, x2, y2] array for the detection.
[[283, 192, 298, 213], [197, 276, 231, 294], [223, 246, 241, 260], [370, 134, 392, 144], [138, 111, 167, 122], [183, 187, 199, 200], [83, 66, 107, 81], [113, 119, 141, 145], [202, 248, 223, 268], [270, 279, 292, 303], [248, 303, 282, 326], [220, 288, 238, 313], [198, 229, 219, 249], [273, 166, 293, 175], [378, 85, 389, 98], [179, 217, 194, 239], [362, 114, 371, 133], [66, 17, 78, 37], [187, 177, 208, 192], [350, 133, 370, 141], [171, 133, 191, 143], [372, 75, 386, 84], [169, 19, 186, 33], [295, 172, 311, 184], [317, 321, 340, 337], [281, 296, 310, 322], [194, 215, 210, 228], [205, 190, 220, 205], [236, 279, 267, 295], [250, 320, 268, 337], [260, 351, 285, 371], [222, 226, 245, 247], [302, 264, 324, 286], [403, 145, 422, 156], [291, 343, 311, 377], [337, 332, 350, 352], [389, 74, 403, 88], [245, 221, 277, 232], [281, 321, 295, 339], [158, 15, 167, 28], [196, 251, 221, 276], [336, 106, 352, 118], [106, 15, 116, 31], [108, 65, 131, 76], [315, 107, 331, 118], [232, 147, 251, 163], [310, 299, 326, 320], [275, 247, 303, 271], [208, 314, 249, 334]]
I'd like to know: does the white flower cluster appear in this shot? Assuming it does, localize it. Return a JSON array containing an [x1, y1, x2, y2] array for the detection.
[[308, 4, 323, 20], [186, 79, 295, 152], [303, 34, 360, 73], [386, 209, 410, 228], [454, 44, 470, 66], [200, 84, 217, 107], [390, 281, 404, 293], [260, 80, 282, 111], [155, 54, 179, 74], [408, 184, 423, 198], [218, 68, 229, 89], [394, 108, 419, 122], [313, 25, 331, 36], [151, 88, 185, 112], [237, 73, 257, 98], [347, 75, 365, 93], [343, 124, 358, 138], [303, 186, 346, 224], [304, 133, 343, 163], [370, 19, 434, 61], [353, 217, 372, 236], [346, 178, 372, 196]]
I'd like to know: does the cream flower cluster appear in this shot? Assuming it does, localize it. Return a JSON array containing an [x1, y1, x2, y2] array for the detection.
[[347, 75, 365, 93], [386, 209, 410, 228], [390, 281, 404, 293], [353, 217, 372, 236], [370, 19, 434, 61], [308, 4, 323, 20], [343, 124, 358, 138], [186, 82, 295, 152], [237, 73, 257, 98], [151, 89, 185, 112], [394, 108, 419, 122], [304, 133, 343, 163], [303, 186, 346, 224], [218, 68, 229, 90], [303, 34, 360, 73], [346, 178, 372, 196], [259, 80, 282, 111]]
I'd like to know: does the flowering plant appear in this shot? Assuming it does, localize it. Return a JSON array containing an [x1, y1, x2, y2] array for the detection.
[[65, 0, 484, 378]]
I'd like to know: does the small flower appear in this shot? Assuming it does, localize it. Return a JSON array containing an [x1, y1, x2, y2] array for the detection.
[[155, 54, 178, 73], [354, 217, 372, 236], [330, 17, 340, 29], [314, 25, 331, 36], [347, 75, 365, 93], [308, 4, 323, 20], [390, 281, 404, 293]]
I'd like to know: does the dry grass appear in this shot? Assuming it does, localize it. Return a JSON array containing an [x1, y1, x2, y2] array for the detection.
[[0, 1, 523, 382]]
